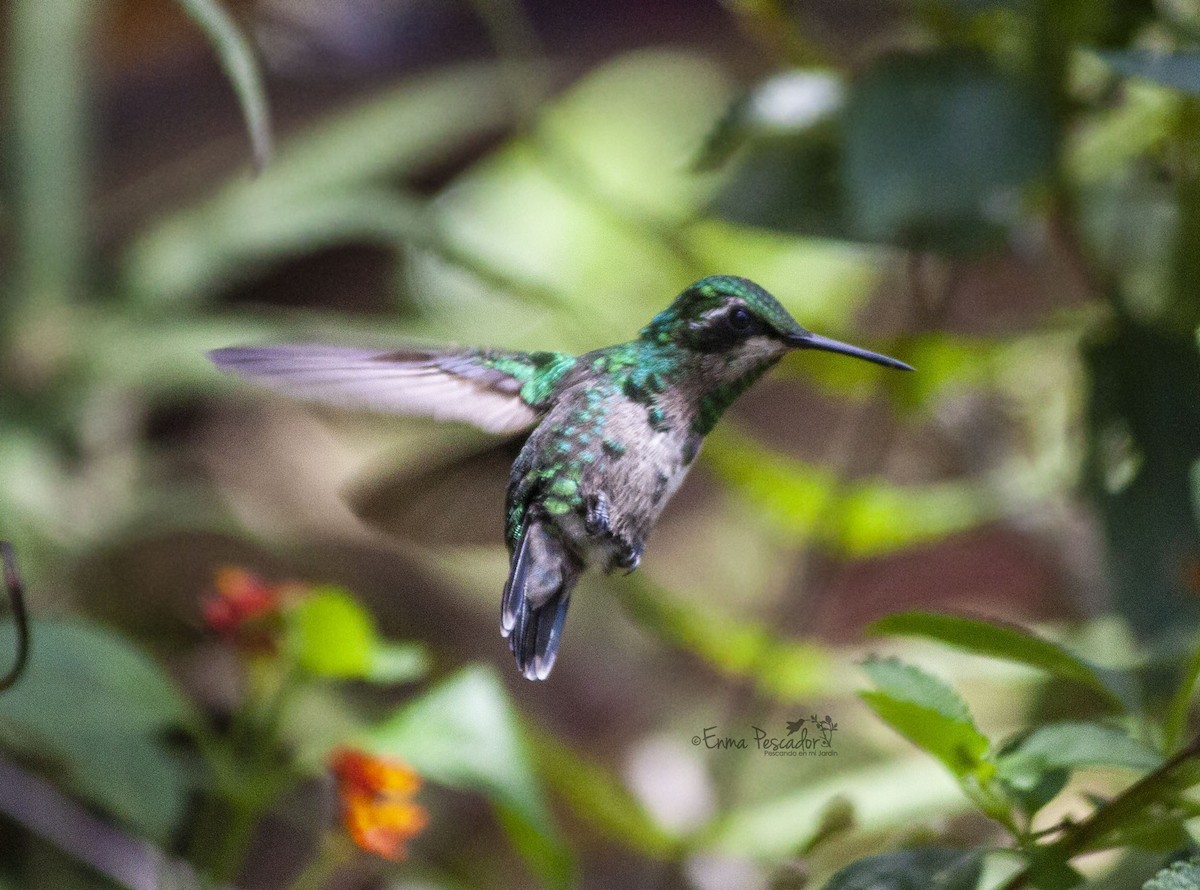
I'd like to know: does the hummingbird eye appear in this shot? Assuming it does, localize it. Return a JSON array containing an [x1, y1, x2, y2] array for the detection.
[[726, 305, 753, 334]]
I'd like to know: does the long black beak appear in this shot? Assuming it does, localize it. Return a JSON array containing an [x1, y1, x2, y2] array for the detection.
[[785, 331, 914, 371]]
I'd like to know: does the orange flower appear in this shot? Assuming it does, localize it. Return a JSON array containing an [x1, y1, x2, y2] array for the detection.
[[331, 747, 427, 860], [201, 567, 299, 644]]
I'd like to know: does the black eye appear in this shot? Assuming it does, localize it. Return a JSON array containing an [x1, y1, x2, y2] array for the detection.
[[726, 306, 753, 333]]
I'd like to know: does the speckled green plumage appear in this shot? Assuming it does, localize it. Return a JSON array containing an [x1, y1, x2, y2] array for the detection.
[[505, 374, 614, 543], [471, 349, 577, 407]]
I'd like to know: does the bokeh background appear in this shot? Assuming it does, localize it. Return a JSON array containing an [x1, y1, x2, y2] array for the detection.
[[2, 0, 1200, 888]]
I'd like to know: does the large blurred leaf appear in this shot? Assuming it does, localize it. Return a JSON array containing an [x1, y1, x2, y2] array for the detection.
[[869, 611, 1132, 710], [824, 848, 984, 890], [368, 642, 430, 685], [841, 51, 1055, 252], [529, 728, 679, 859], [997, 722, 1161, 800], [122, 63, 518, 307], [9, 0, 96, 314], [860, 657, 991, 778], [619, 575, 831, 701], [710, 136, 850, 238], [704, 430, 994, 557], [283, 585, 428, 683], [1165, 623, 1200, 751], [0, 621, 201, 842], [702, 70, 851, 237], [1084, 320, 1200, 641], [363, 666, 571, 887], [694, 70, 843, 172], [706, 757, 966, 859], [286, 586, 375, 678], [412, 50, 737, 344], [174, 0, 272, 170]]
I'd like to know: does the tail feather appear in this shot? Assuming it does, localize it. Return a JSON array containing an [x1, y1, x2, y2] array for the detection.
[[501, 518, 579, 680]]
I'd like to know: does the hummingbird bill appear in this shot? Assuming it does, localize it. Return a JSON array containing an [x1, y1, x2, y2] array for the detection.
[[210, 276, 912, 680]]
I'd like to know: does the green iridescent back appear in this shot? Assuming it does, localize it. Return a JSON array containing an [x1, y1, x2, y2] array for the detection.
[[503, 339, 675, 547], [473, 349, 577, 408]]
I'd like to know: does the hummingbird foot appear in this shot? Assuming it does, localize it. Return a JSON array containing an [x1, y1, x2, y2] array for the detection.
[[585, 493, 642, 574], [611, 540, 642, 574], [584, 491, 612, 537]]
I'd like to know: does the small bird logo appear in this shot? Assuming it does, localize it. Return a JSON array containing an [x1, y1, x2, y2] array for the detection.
[[786, 717, 807, 736], [210, 276, 912, 680]]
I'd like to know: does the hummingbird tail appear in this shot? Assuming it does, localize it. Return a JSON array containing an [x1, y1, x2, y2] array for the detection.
[[501, 518, 580, 681]]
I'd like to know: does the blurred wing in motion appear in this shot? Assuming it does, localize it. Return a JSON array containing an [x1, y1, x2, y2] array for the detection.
[[209, 345, 564, 435], [348, 437, 523, 547]]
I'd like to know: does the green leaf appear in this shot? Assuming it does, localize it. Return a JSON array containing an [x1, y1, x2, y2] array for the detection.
[[694, 70, 843, 171], [529, 727, 679, 859], [1001, 765, 1068, 818], [0, 621, 200, 842], [1103, 51, 1200, 95], [368, 642, 430, 685], [619, 576, 831, 701], [709, 135, 851, 239], [800, 795, 855, 855], [868, 611, 1131, 709], [1145, 858, 1200, 890], [286, 587, 376, 678], [494, 803, 575, 890], [9, 0, 97, 315], [173, 0, 272, 170], [363, 667, 572, 887], [997, 722, 1161, 802], [1026, 854, 1085, 890], [1084, 320, 1200, 640], [860, 658, 990, 778], [705, 757, 968, 859], [842, 51, 1055, 252], [701, 71, 853, 238], [862, 657, 972, 722], [704, 430, 994, 557], [824, 848, 984, 890], [121, 63, 517, 307], [1103, 812, 1191, 854]]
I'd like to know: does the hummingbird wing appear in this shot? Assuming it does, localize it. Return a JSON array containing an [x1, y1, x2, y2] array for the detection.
[[209, 345, 572, 436]]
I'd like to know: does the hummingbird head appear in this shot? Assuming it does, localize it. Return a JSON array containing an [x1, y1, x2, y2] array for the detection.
[[640, 275, 913, 376]]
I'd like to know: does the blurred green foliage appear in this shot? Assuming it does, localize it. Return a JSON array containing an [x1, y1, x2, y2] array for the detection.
[[2, 0, 1200, 888]]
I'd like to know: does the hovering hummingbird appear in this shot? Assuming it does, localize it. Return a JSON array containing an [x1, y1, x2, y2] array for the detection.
[[210, 275, 911, 680]]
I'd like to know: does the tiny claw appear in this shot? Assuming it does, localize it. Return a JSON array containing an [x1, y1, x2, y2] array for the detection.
[[613, 541, 642, 574], [585, 492, 611, 536]]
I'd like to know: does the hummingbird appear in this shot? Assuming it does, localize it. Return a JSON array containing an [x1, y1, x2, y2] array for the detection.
[[209, 275, 911, 680]]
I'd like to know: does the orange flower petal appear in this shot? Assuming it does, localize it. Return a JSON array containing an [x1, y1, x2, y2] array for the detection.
[[332, 748, 422, 796], [203, 567, 285, 635], [342, 793, 428, 860], [331, 747, 428, 861]]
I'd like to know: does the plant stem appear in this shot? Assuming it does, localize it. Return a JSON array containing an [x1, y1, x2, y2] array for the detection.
[[287, 835, 355, 890], [997, 733, 1200, 890], [1163, 630, 1200, 753], [8, 0, 95, 326]]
